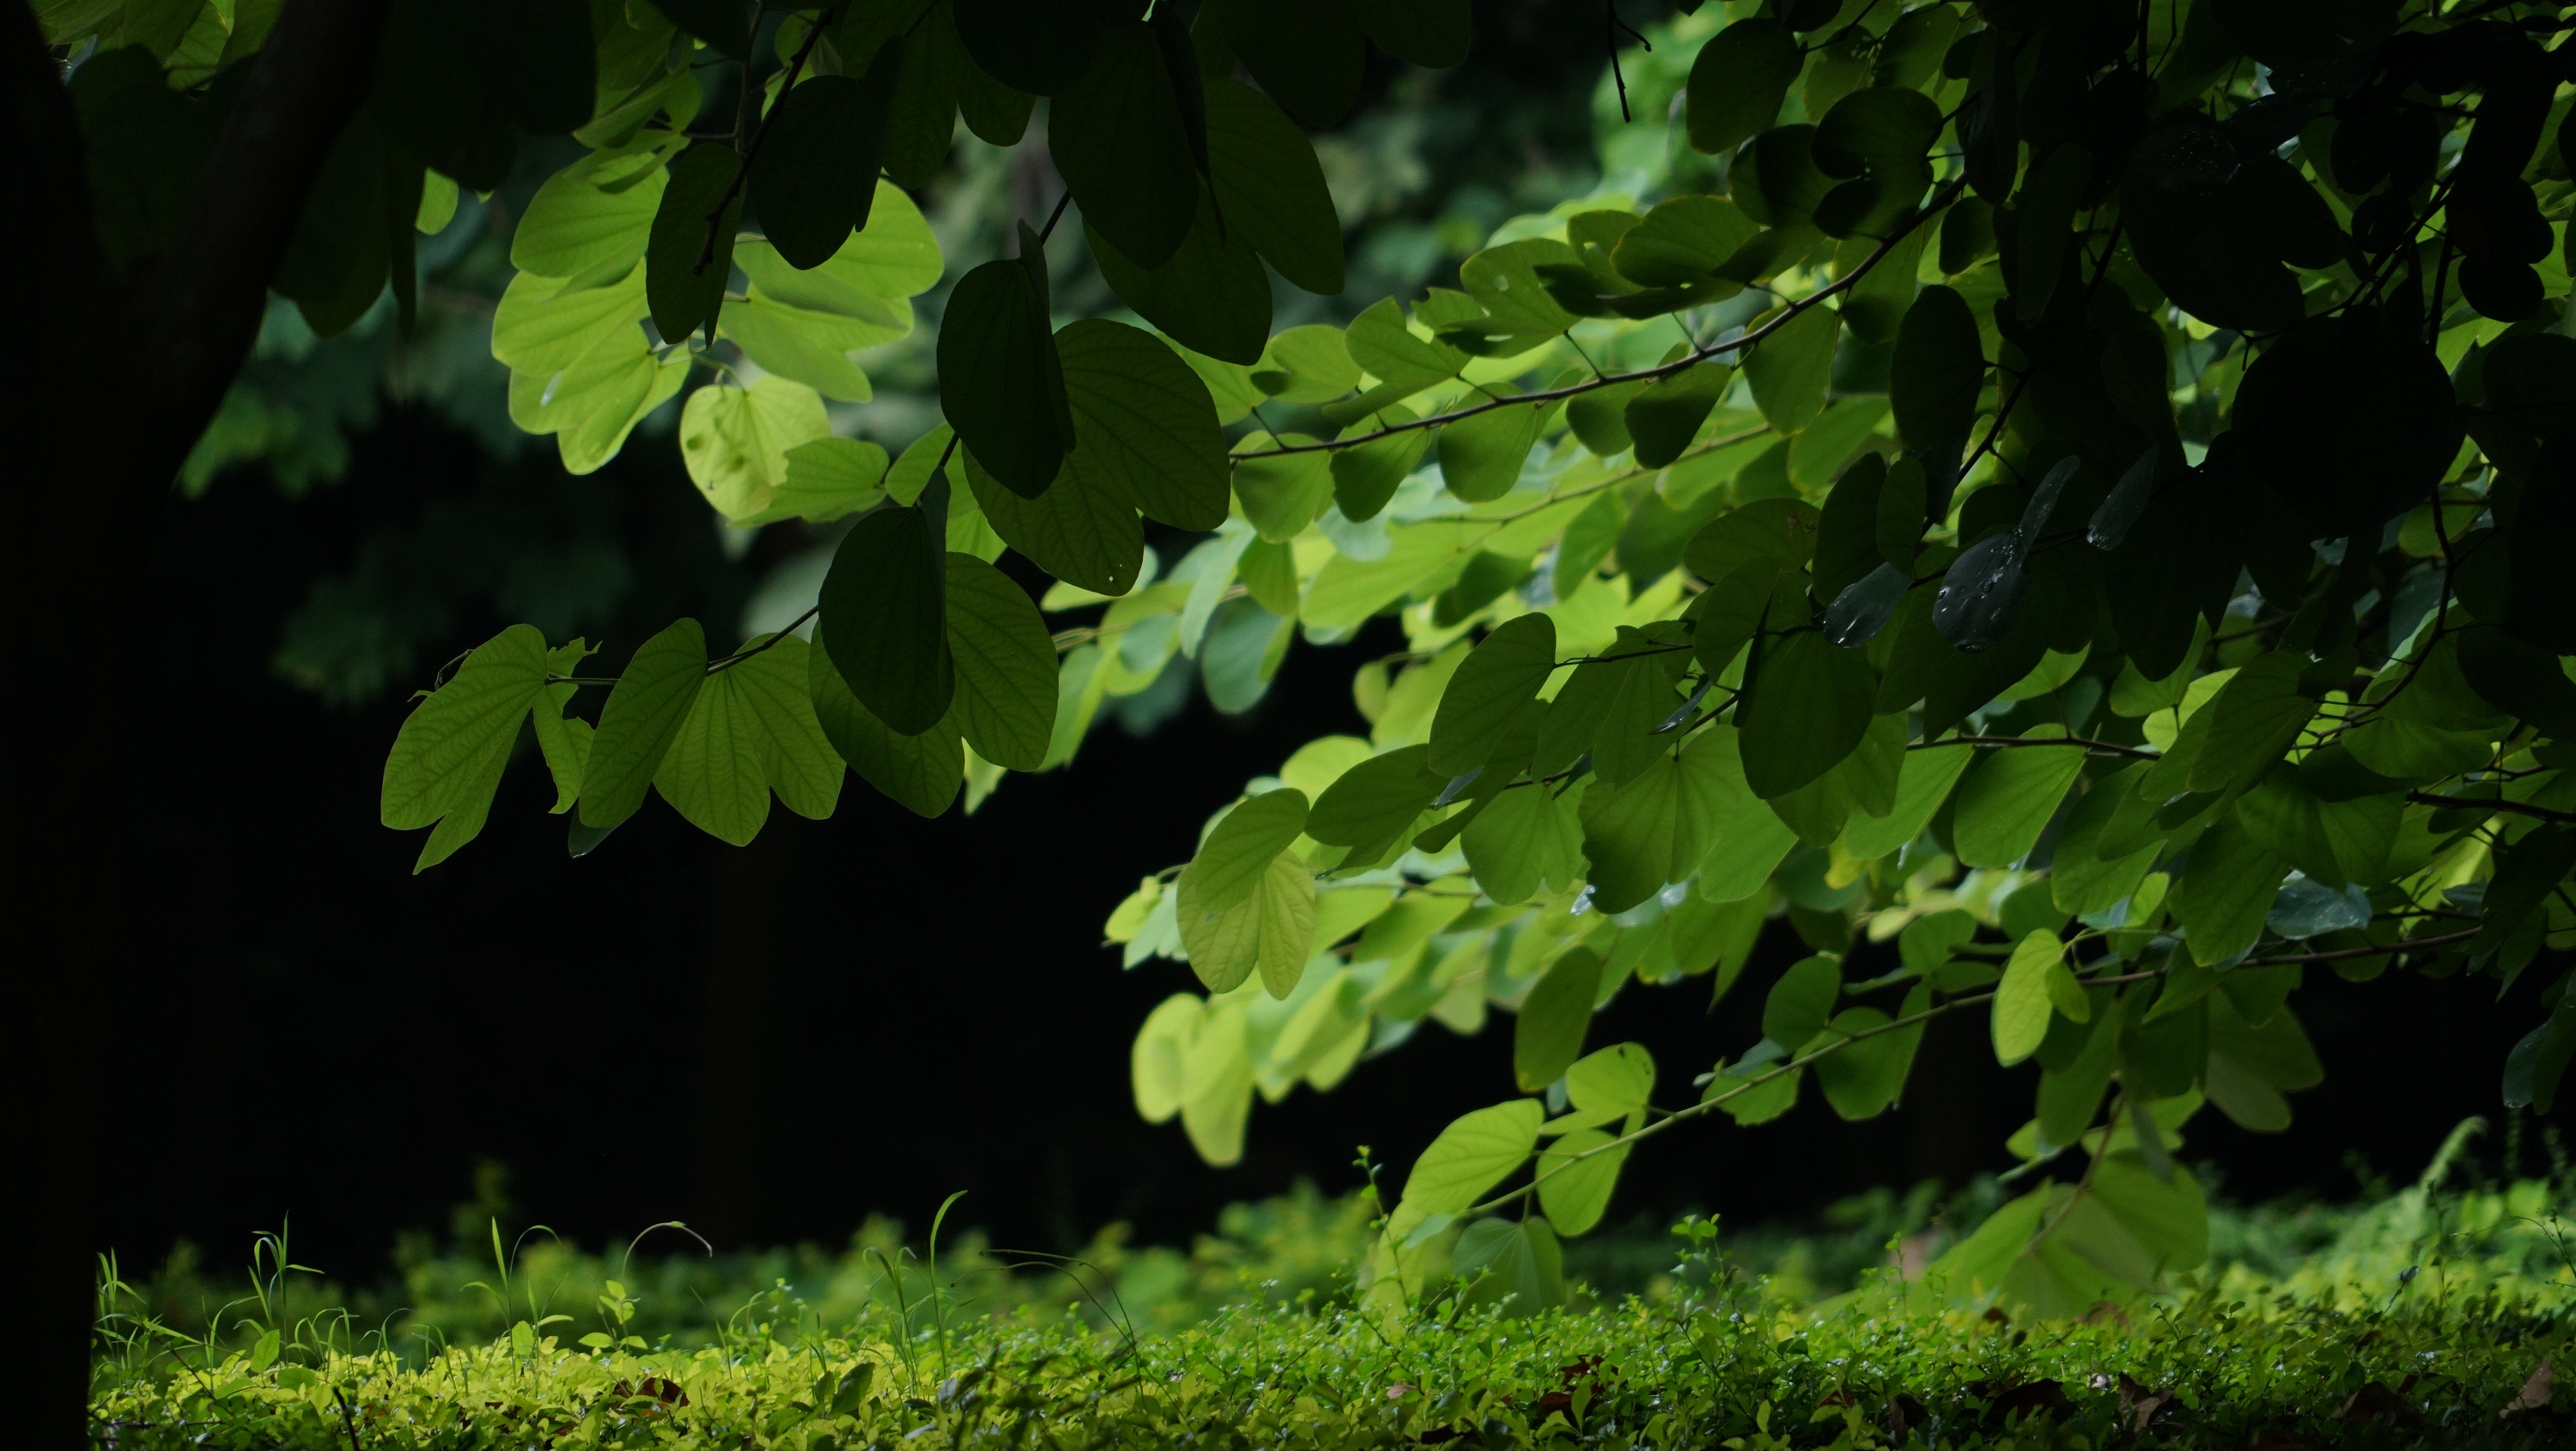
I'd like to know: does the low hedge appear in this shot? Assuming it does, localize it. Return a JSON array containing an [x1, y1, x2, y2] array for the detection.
[[91, 1165, 2576, 1448]]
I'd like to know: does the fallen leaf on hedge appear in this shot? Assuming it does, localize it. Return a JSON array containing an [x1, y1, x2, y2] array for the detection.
[[2503, 1359, 2554, 1418]]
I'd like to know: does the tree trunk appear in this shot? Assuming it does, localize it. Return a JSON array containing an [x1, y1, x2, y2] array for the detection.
[[1, 3, 386, 1441]]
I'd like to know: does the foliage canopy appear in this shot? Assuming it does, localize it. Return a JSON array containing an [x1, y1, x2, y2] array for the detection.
[[49, 0, 2576, 1323]]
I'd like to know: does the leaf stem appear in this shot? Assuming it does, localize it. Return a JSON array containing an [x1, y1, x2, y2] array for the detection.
[[1470, 989, 1996, 1214], [1912, 732, 2160, 761], [696, 3, 842, 276]]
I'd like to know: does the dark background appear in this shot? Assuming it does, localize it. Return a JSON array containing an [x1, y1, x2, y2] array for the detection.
[[110, 403, 2545, 1284]]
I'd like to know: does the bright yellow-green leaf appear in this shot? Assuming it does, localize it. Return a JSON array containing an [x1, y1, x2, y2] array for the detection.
[[1993, 930, 2063, 1065]]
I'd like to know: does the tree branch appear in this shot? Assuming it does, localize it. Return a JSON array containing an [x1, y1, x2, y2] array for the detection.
[[1235, 179, 1970, 461], [2407, 792, 2576, 826], [124, 0, 393, 476], [1915, 733, 2160, 760]]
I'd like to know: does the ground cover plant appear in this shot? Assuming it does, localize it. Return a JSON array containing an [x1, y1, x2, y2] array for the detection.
[[87, 1130, 2576, 1448]]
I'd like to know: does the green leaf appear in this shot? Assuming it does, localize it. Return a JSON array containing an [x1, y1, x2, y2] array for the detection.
[[1233, 442, 1334, 542], [939, 254, 1075, 497], [1763, 953, 1841, 1048], [577, 619, 708, 831], [809, 640, 962, 818], [1579, 758, 1688, 914], [2011, 143, 2090, 324], [1181, 789, 1311, 913], [645, 0, 749, 58], [646, 143, 743, 343], [1308, 745, 1446, 857], [716, 295, 881, 403], [1534, 625, 1683, 784], [1183, 850, 1319, 998], [1463, 783, 1583, 906], [1428, 614, 1558, 775], [1535, 1127, 1627, 1237], [1055, 318, 1230, 531], [1330, 412, 1431, 522], [1564, 1042, 1655, 1121], [2172, 806, 2287, 966], [938, 12, 1033, 145], [2203, 991, 2323, 1131], [530, 645, 594, 815], [2050, 768, 2165, 914], [1738, 628, 1875, 798], [1088, 190, 1271, 366], [950, 0, 1097, 95], [1050, 24, 1198, 269], [1396, 1100, 1543, 1232], [1950, 732, 2086, 868], [819, 496, 953, 735], [1735, 126, 1832, 229], [1206, 76, 1344, 295], [1357, 0, 1468, 67], [1626, 363, 1731, 468], [1837, 742, 1972, 859], [1692, 740, 1802, 902], [1765, 707, 1905, 845], [1344, 297, 1467, 404], [1814, 86, 1941, 178], [494, 265, 649, 373], [2184, 653, 2317, 797], [678, 376, 831, 519], [1516, 948, 1601, 1091], [1890, 283, 1982, 453], [511, 139, 671, 279], [1684, 496, 1820, 581], [1992, 930, 2063, 1066], [2474, 824, 2576, 956], [2036, 997, 2120, 1149], [1812, 994, 1925, 1120], [1743, 303, 1838, 434], [382, 623, 552, 841], [653, 634, 845, 847], [1176, 791, 1317, 995], [796, 177, 943, 300], [730, 437, 890, 528], [943, 553, 1057, 771], [1437, 404, 1542, 502], [1613, 195, 1762, 286], [1686, 18, 1799, 156], [964, 443, 1147, 597], [1227, 0, 1361, 125], [1455, 1215, 1565, 1314], [753, 70, 894, 270]]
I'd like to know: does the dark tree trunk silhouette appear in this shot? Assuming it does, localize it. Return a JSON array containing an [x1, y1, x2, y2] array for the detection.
[[2, 3, 387, 1440]]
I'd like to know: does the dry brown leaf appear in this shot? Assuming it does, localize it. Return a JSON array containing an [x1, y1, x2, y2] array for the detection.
[[2502, 1358, 2554, 1419]]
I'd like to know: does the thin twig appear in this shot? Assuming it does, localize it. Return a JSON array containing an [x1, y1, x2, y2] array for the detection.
[[2407, 792, 2576, 826], [708, 605, 820, 674], [696, 3, 842, 275], [1473, 989, 1995, 1211], [1914, 733, 2160, 760], [2241, 927, 2481, 966], [1036, 188, 1074, 246], [1233, 179, 1969, 462]]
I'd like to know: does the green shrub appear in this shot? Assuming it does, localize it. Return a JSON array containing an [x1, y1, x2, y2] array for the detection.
[[92, 1147, 2576, 1448]]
